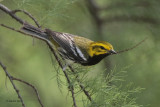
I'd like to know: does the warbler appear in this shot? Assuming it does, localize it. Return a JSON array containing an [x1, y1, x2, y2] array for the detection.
[[21, 23, 116, 68]]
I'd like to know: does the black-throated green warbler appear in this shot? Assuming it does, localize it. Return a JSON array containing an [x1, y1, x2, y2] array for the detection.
[[21, 23, 116, 68]]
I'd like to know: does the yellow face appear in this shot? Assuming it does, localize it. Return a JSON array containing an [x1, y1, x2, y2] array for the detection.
[[88, 41, 116, 57]]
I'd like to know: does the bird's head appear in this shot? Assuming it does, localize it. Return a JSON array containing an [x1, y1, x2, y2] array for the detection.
[[88, 41, 116, 57]]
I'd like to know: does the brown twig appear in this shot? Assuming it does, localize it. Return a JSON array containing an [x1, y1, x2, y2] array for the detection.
[[0, 23, 48, 42], [0, 61, 25, 107], [115, 37, 148, 54], [12, 77, 44, 107], [0, 24, 28, 35], [0, 61, 44, 107], [0, 4, 24, 24], [69, 66, 92, 101], [12, 9, 41, 28]]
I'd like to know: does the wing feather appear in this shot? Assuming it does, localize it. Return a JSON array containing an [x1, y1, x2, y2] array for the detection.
[[45, 29, 87, 62]]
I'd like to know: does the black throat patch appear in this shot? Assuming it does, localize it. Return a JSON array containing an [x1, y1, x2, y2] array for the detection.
[[81, 53, 110, 66]]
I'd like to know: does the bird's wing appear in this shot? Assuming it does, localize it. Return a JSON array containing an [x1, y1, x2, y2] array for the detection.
[[45, 29, 87, 62]]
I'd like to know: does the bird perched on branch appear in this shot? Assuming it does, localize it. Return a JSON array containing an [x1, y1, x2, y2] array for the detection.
[[21, 23, 116, 69]]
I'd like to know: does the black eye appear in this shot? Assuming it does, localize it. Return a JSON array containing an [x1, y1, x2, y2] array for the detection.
[[100, 46, 105, 49]]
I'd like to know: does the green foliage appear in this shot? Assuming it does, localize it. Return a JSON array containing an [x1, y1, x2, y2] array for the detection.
[[53, 64, 143, 107], [80, 67, 143, 107]]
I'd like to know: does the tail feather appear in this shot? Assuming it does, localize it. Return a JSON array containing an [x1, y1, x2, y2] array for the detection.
[[21, 23, 49, 41]]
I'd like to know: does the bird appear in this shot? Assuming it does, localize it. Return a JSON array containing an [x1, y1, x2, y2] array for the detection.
[[21, 23, 116, 69]]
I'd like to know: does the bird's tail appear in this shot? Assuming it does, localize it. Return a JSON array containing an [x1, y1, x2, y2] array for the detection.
[[21, 23, 49, 41]]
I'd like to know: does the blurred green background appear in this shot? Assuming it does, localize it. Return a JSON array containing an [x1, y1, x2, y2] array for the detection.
[[0, 0, 160, 107]]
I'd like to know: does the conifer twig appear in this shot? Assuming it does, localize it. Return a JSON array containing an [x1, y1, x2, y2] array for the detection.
[[0, 61, 25, 107], [12, 9, 41, 28], [12, 77, 44, 107], [0, 23, 47, 42], [115, 37, 148, 54], [0, 24, 28, 35], [0, 4, 24, 24], [0, 61, 44, 107], [69, 66, 92, 101]]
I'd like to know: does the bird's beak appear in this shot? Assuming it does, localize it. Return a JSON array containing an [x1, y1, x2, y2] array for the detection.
[[110, 49, 117, 54]]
